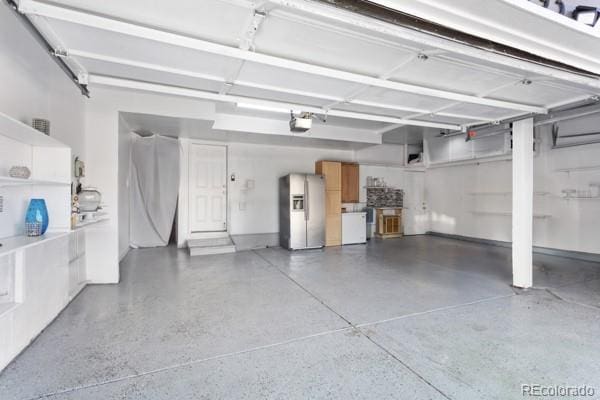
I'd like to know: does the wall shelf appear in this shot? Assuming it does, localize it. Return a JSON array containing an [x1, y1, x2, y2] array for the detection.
[[0, 232, 71, 257], [468, 191, 550, 196], [0, 302, 18, 318], [0, 111, 68, 148], [0, 302, 19, 318], [73, 216, 109, 229], [468, 192, 511, 196], [1, 111, 72, 236], [561, 197, 600, 201], [0, 176, 70, 188], [470, 211, 552, 219], [555, 165, 600, 173]]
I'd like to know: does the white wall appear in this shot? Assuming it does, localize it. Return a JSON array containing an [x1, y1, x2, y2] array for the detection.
[[426, 115, 600, 254], [0, 4, 85, 239], [177, 139, 355, 244], [84, 87, 215, 283], [228, 143, 355, 235], [0, 4, 85, 170], [118, 116, 132, 260], [355, 144, 405, 166]]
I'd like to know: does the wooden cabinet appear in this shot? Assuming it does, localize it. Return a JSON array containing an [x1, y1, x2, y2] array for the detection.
[[316, 161, 341, 190], [326, 189, 341, 216], [380, 216, 400, 234], [316, 161, 342, 246], [341, 162, 359, 203], [325, 214, 342, 246], [375, 208, 403, 238]]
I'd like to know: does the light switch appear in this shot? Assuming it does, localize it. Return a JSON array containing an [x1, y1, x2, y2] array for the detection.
[[239, 201, 246, 211], [246, 179, 255, 190], [0, 195, 3, 213]]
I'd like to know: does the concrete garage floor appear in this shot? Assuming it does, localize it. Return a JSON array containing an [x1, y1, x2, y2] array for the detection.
[[1, 236, 600, 400]]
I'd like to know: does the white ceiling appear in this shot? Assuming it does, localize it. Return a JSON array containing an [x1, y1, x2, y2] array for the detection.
[[17, 0, 600, 144], [121, 112, 373, 150]]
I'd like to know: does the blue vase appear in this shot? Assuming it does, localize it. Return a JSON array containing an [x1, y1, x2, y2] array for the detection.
[[25, 199, 49, 236]]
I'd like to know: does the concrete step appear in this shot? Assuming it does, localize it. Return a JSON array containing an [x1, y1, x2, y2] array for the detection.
[[188, 236, 236, 256]]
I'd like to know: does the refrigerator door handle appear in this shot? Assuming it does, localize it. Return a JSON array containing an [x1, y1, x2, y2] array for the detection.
[[304, 178, 309, 221]]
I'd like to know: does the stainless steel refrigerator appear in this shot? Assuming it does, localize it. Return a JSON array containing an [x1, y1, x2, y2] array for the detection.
[[279, 174, 325, 250]]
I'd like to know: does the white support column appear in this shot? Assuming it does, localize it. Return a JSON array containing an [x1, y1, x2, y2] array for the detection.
[[512, 118, 534, 288]]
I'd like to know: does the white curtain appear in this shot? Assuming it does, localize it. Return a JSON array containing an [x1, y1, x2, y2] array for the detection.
[[130, 134, 180, 248]]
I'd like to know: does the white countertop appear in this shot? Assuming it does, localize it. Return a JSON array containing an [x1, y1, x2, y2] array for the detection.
[[342, 211, 366, 215], [0, 232, 70, 257], [73, 216, 109, 230]]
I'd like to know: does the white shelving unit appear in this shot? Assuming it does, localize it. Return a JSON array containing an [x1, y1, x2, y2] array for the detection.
[[74, 216, 109, 229], [0, 111, 71, 234], [470, 211, 552, 219], [0, 111, 67, 148], [0, 111, 83, 371], [555, 165, 600, 173], [468, 191, 550, 196], [0, 232, 71, 257], [0, 302, 19, 318], [0, 176, 70, 188], [471, 211, 552, 219], [561, 197, 600, 201]]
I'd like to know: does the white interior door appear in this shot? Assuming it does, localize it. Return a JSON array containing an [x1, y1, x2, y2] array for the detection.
[[403, 172, 429, 235], [189, 144, 227, 232]]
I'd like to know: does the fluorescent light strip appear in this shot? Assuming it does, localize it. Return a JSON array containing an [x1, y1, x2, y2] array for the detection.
[[236, 102, 294, 114]]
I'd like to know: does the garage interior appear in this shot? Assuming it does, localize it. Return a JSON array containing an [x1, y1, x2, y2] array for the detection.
[[1, 0, 600, 398]]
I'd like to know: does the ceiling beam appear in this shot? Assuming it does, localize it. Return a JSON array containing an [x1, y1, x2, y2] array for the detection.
[[87, 75, 462, 130], [68, 49, 225, 83], [67, 49, 491, 122], [18, 0, 546, 113]]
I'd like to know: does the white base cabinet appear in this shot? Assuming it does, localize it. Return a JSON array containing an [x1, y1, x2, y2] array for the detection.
[[0, 231, 87, 372], [68, 230, 87, 297]]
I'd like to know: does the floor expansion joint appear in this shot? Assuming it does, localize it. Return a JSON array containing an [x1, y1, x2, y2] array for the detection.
[[30, 326, 355, 400], [253, 250, 457, 400]]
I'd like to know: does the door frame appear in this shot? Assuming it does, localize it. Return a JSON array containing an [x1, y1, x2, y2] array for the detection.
[[177, 139, 229, 247], [403, 171, 428, 235], [189, 142, 228, 233]]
